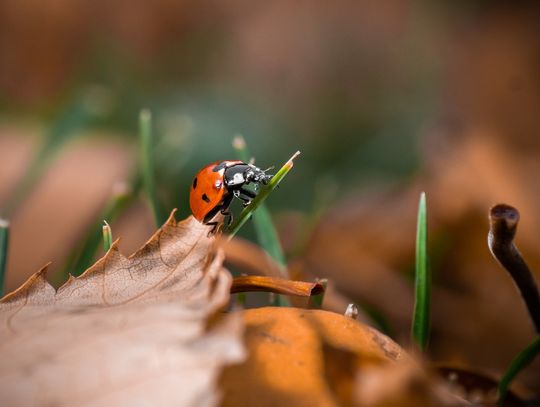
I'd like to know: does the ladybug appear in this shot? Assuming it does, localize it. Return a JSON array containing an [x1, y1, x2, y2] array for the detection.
[[190, 160, 272, 233]]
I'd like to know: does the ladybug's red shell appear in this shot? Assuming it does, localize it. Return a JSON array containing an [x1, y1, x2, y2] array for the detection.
[[189, 161, 243, 222]]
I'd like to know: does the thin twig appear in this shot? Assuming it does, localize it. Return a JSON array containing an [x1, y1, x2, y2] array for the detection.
[[488, 204, 540, 332]]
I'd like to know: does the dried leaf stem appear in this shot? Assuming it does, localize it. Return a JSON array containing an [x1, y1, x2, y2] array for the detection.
[[231, 276, 324, 297], [488, 204, 540, 332]]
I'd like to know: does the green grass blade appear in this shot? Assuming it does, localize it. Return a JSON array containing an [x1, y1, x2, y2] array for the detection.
[[412, 191, 430, 351], [228, 149, 300, 239], [232, 136, 287, 271], [0, 219, 9, 297], [498, 335, 540, 405], [252, 209, 287, 268], [231, 139, 298, 307], [102, 221, 113, 252], [139, 109, 166, 227]]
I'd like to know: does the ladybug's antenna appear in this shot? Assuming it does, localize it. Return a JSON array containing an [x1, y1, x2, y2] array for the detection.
[[262, 166, 274, 173]]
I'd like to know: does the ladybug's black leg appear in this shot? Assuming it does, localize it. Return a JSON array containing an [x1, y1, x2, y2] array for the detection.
[[203, 201, 228, 236], [221, 209, 233, 229], [203, 193, 234, 234], [234, 187, 256, 207], [240, 187, 256, 199], [233, 192, 251, 207], [220, 196, 234, 229], [220, 193, 234, 215], [205, 221, 220, 236]]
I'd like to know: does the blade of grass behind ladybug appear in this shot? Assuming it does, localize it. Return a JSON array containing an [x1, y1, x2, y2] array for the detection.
[[232, 137, 295, 306], [411, 192, 430, 352], [0, 219, 9, 296], [139, 109, 167, 227], [498, 334, 540, 405]]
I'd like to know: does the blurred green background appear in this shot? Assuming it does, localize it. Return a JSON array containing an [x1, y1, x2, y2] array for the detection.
[[0, 0, 439, 209], [2, 0, 540, 288], [0, 0, 446, 286]]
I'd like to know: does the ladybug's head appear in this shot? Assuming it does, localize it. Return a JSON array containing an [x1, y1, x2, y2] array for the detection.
[[245, 164, 273, 186]]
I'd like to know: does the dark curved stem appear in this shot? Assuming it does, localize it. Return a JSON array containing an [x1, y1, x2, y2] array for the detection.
[[488, 204, 540, 332]]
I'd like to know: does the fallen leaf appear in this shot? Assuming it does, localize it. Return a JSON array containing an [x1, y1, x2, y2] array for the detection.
[[0, 212, 244, 406], [220, 307, 407, 406]]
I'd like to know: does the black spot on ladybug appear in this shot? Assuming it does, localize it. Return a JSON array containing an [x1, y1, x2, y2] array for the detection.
[[212, 162, 227, 172], [202, 193, 211, 203], [192, 177, 198, 189]]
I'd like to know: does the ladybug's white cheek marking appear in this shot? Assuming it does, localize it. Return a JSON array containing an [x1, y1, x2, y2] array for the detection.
[[230, 173, 245, 186]]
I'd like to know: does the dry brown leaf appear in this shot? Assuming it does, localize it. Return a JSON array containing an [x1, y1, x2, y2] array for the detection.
[[220, 307, 408, 407], [0, 212, 244, 406]]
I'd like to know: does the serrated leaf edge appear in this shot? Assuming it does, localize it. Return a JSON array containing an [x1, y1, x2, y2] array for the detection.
[[0, 210, 214, 304]]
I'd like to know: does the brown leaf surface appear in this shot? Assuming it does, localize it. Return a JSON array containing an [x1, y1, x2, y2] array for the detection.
[[220, 307, 469, 406], [0, 212, 244, 406], [220, 307, 408, 407]]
